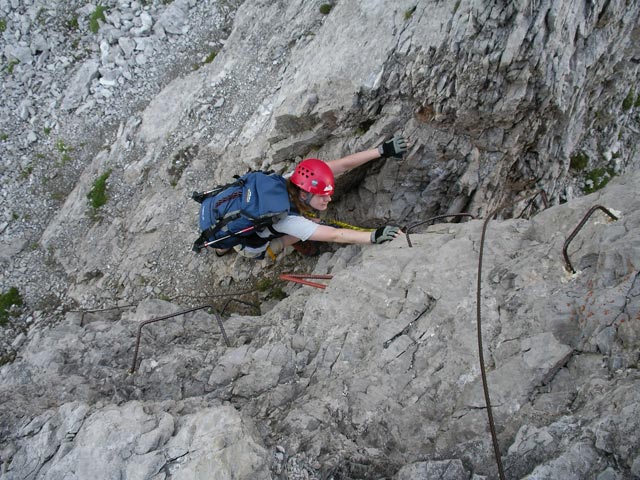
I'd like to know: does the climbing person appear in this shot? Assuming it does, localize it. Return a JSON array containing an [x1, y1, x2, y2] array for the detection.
[[196, 136, 409, 259]]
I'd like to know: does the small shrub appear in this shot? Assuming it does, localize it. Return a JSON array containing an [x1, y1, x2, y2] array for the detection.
[[20, 164, 33, 179], [204, 50, 217, 64], [271, 287, 287, 301], [55, 139, 73, 165], [194, 51, 218, 70], [87, 169, 112, 210], [55, 139, 69, 153], [0, 133, 8, 141], [256, 278, 273, 292], [0, 352, 16, 367], [66, 16, 79, 31], [89, 5, 108, 34], [0, 287, 23, 327], [7, 59, 19, 74], [635, 93, 640, 108], [319, 4, 332, 14], [584, 167, 615, 194], [404, 6, 417, 20], [622, 88, 635, 111], [569, 151, 589, 171], [0, 18, 6, 32], [255, 277, 287, 301]]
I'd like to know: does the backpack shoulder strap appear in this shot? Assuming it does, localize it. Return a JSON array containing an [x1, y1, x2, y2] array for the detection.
[[192, 168, 280, 203]]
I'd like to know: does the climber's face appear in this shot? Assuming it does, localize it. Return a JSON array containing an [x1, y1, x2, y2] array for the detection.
[[310, 193, 332, 211], [301, 192, 332, 211]]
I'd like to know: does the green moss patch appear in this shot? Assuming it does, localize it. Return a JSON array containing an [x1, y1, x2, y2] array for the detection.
[[584, 167, 615, 194], [405, 6, 417, 20], [622, 88, 635, 111], [569, 151, 589, 171], [0, 287, 23, 327], [89, 5, 108, 34], [87, 169, 112, 210]]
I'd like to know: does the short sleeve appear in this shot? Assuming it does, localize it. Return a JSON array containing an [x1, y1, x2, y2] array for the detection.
[[260, 215, 319, 241]]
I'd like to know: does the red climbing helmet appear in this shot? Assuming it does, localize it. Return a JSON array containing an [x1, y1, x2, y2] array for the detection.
[[290, 158, 334, 196]]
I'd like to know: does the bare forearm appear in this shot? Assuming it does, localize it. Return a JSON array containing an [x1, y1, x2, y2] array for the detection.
[[309, 225, 372, 244], [326, 148, 380, 176]]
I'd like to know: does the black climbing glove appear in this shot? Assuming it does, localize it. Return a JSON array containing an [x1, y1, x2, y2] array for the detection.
[[371, 226, 400, 244], [377, 136, 408, 158]]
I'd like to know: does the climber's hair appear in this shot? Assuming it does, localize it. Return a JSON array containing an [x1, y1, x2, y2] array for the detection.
[[287, 179, 312, 215]]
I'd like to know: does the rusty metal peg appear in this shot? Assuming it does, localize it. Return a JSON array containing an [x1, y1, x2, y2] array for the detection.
[[562, 205, 619, 274], [129, 305, 231, 374], [404, 214, 476, 247], [279, 273, 333, 289]]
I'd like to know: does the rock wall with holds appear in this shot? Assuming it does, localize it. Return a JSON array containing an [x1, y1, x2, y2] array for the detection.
[[1, 171, 639, 478], [2, 0, 639, 312], [1, 0, 640, 478]]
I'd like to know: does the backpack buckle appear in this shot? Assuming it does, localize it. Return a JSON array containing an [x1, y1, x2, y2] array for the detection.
[[192, 191, 206, 203]]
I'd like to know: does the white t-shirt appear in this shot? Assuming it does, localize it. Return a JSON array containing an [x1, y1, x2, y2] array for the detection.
[[256, 214, 319, 241]]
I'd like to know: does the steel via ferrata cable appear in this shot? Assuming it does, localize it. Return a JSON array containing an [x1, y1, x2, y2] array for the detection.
[[475, 190, 548, 479]]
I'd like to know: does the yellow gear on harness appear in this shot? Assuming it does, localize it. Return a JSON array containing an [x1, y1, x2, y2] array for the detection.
[[304, 212, 374, 232]]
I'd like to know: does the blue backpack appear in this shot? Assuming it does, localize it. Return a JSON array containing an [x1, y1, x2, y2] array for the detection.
[[192, 171, 291, 252]]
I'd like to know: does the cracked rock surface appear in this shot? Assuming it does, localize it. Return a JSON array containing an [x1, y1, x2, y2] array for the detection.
[[1, 171, 639, 478], [1, 0, 640, 478]]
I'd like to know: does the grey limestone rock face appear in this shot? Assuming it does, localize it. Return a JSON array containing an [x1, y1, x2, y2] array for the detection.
[[3, 0, 639, 312], [5, 400, 270, 480], [1, 0, 640, 478], [1, 171, 639, 478]]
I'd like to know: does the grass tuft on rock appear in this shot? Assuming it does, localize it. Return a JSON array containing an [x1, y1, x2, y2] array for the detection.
[[89, 5, 108, 34], [87, 169, 112, 210], [0, 287, 23, 327]]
